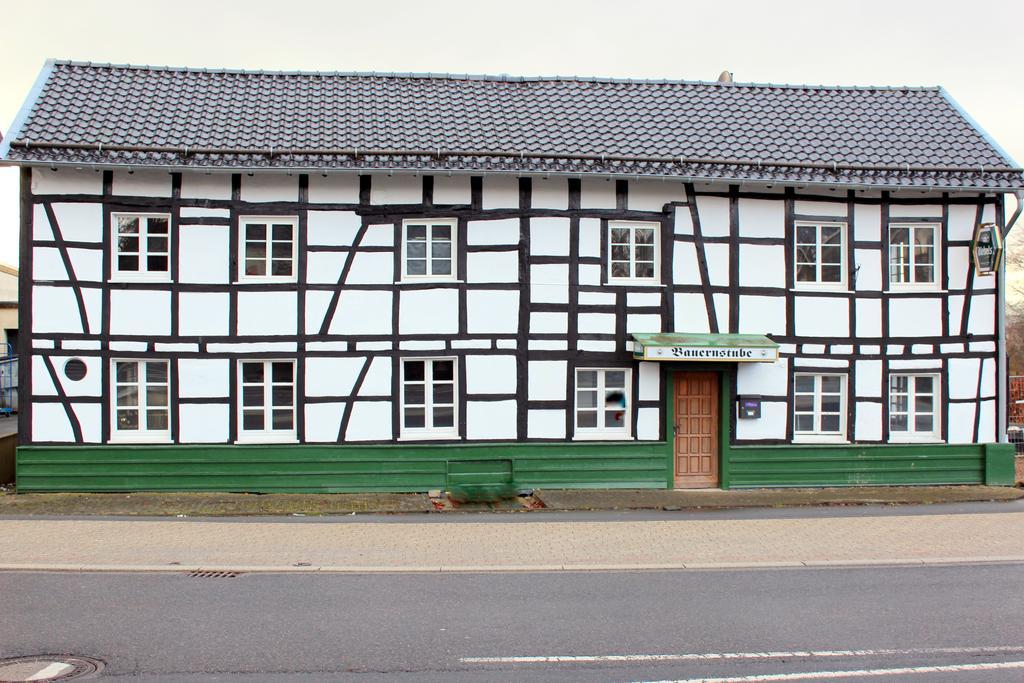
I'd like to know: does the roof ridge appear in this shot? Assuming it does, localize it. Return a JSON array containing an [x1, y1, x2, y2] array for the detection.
[[49, 59, 942, 91]]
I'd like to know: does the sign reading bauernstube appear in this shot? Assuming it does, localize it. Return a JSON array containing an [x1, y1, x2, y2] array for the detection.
[[637, 345, 779, 362]]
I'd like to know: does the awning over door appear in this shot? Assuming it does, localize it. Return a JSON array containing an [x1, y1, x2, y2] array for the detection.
[[631, 333, 779, 362]]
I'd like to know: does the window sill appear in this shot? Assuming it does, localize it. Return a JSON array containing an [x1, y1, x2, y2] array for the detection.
[[110, 273, 172, 284], [572, 433, 634, 441], [888, 436, 943, 444], [605, 280, 664, 288], [235, 433, 298, 444], [792, 435, 849, 444], [398, 432, 461, 441], [235, 277, 298, 285], [394, 279, 463, 285], [789, 286, 849, 294], [883, 288, 946, 294], [109, 434, 172, 444]]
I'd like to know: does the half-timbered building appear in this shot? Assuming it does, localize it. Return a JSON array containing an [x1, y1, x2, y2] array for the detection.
[[1, 61, 1020, 491]]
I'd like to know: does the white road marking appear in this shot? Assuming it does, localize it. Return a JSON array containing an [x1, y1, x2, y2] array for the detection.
[[637, 659, 1024, 682], [27, 662, 73, 680], [460, 644, 1024, 664]]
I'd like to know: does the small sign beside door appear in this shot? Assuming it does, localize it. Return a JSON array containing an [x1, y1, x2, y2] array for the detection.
[[972, 222, 1004, 276]]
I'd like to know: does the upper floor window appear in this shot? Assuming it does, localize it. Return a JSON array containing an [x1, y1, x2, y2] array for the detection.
[[400, 358, 458, 439], [793, 373, 846, 441], [240, 216, 297, 282], [889, 224, 938, 288], [112, 359, 170, 441], [113, 214, 170, 281], [795, 221, 845, 289], [238, 360, 296, 442], [575, 368, 632, 439], [608, 222, 658, 283], [402, 219, 456, 281], [889, 373, 940, 441]]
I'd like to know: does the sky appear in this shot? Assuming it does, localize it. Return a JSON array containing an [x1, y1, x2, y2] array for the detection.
[[2, 0, 1023, 274]]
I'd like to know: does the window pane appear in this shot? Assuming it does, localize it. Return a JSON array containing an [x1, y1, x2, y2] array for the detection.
[[890, 227, 910, 245], [433, 383, 454, 404], [433, 360, 454, 381], [406, 259, 427, 275], [576, 390, 597, 408], [272, 386, 293, 407], [246, 224, 267, 240], [272, 224, 292, 241], [611, 245, 630, 261], [796, 226, 816, 244], [915, 395, 933, 415], [242, 410, 264, 431], [271, 259, 293, 276], [117, 385, 138, 407], [245, 242, 266, 260], [117, 409, 139, 430], [147, 256, 169, 272], [117, 216, 140, 233], [914, 415, 934, 433], [404, 384, 425, 405], [404, 361, 425, 382], [795, 414, 814, 432], [795, 395, 814, 412], [891, 375, 909, 393], [604, 409, 624, 428], [272, 362, 293, 383], [635, 262, 655, 278], [795, 244, 817, 264], [241, 362, 264, 383], [611, 262, 630, 278], [891, 393, 909, 414], [242, 385, 264, 407], [148, 217, 169, 234], [821, 395, 841, 414], [146, 362, 168, 383], [118, 236, 140, 253], [116, 362, 138, 383], [148, 236, 168, 253], [407, 241, 427, 259], [635, 228, 655, 244], [914, 264, 934, 283], [610, 228, 630, 243], [794, 375, 815, 393], [578, 371, 597, 388], [605, 371, 626, 388], [796, 264, 816, 282], [821, 376, 841, 393], [118, 255, 140, 272], [431, 225, 451, 240], [820, 246, 842, 265], [404, 407, 425, 429], [431, 241, 451, 258], [914, 228, 934, 247], [407, 225, 426, 240], [433, 406, 454, 428], [821, 265, 842, 282], [820, 415, 841, 432], [272, 242, 292, 259], [245, 259, 267, 276], [147, 386, 168, 407], [915, 376, 933, 394], [891, 414, 908, 432], [635, 245, 655, 262], [147, 410, 169, 431], [431, 259, 451, 275], [914, 245, 934, 264], [577, 411, 598, 428], [272, 409, 293, 430], [821, 226, 842, 244]]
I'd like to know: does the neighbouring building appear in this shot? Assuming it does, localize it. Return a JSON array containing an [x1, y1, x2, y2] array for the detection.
[[0, 60, 1019, 492]]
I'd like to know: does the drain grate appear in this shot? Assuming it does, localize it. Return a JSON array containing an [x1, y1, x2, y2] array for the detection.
[[0, 655, 103, 682], [186, 570, 241, 578]]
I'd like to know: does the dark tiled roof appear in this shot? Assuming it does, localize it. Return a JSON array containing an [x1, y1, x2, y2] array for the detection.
[[3, 60, 1022, 190]]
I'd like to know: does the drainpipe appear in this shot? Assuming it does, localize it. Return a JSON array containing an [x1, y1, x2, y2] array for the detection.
[[997, 190, 1024, 442]]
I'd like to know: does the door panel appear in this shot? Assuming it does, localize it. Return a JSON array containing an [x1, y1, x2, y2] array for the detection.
[[674, 372, 719, 488]]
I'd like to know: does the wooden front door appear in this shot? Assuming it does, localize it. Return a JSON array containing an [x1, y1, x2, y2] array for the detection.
[[674, 372, 720, 488]]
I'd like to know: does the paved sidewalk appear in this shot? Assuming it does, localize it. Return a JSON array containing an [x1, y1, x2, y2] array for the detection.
[[2, 509, 1023, 572]]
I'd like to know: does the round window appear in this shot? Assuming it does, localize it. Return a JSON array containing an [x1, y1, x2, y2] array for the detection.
[[64, 358, 88, 381]]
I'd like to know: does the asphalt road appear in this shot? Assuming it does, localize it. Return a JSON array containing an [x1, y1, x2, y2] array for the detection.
[[2, 564, 1024, 681]]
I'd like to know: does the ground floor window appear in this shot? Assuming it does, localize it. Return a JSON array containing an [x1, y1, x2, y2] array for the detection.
[[401, 358, 457, 439], [889, 373, 939, 441], [793, 373, 846, 440], [238, 360, 296, 441], [112, 359, 170, 441], [575, 368, 631, 439]]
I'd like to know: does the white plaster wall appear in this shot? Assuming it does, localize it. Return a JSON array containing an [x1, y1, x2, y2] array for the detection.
[[967, 294, 995, 336], [179, 292, 230, 336], [345, 401, 392, 441], [735, 401, 787, 440], [579, 313, 615, 335], [737, 198, 785, 239], [305, 356, 365, 397], [794, 199, 846, 217], [738, 295, 786, 335], [466, 251, 519, 283], [855, 298, 882, 337], [736, 358, 788, 396], [433, 175, 472, 205], [467, 290, 520, 334], [237, 291, 297, 336], [31, 168, 102, 195], [704, 243, 730, 286], [638, 361, 660, 401], [304, 403, 345, 442], [947, 204, 977, 241], [948, 357, 981, 400], [370, 174, 422, 204], [68, 248, 103, 282], [738, 244, 785, 288], [48, 203, 103, 242], [528, 409, 566, 438], [628, 179, 686, 211], [673, 293, 711, 333], [637, 407, 660, 440], [853, 204, 881, 242], [361, 224, 394, 247], [531, 177, 569, 210], [346, 252, 394, 285], [308, 174, 360, 203], [306, 251, 348, 285], [240, 174, 299, 202], [327, 290, 393, 335], [855, 402, 883, 441], [110, 290, 170, 336], [112, 170, 173, 197], [579, 218, 601, 258], [694, 196, 730, 237], [466, 355, 517, 394], [854, 249, 881, 290], [467, 218, 520, 246], [530, 264, 569, 304], [32, 205, 53, 241], [626, 314, 661, 334], [672, 242, 702, 285], [528, 360, 566, 401], [179, 225, 230, 283], [179, 403, 231, 443], [628, 292, 660, 307], [399, 289, 458, 334], [578, 264, 601, 286], [307, 211, 362, 246], [181, 174, 232, 200], [482, 176, 519, 209], [712, 293, 729, 333], [947, 402, 976, 444], [31, 356, 56, 395], [889, 298, 942, 338], [44, 355, 101, 397], [980, 357, 996, 397], [855, 359, 883, 397], [33, 247, 67, 281], [467, 400, 517, 439], [74, 403, 102, 443], [33, 402, 75, 442], [794, 297, 849, 337], [179, 358, 230, 398], [359, 357, 392, 396], [531, 311, 568, 334], [977, 400, 996, 442], [530, 217, 570, 256], [580, 178, 616, 209]]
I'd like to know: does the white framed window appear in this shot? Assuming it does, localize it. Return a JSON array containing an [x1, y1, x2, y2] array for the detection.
[[111, 359, 171, 442], [239, 216, 297, 282], [794, 221, 846, 289], [889, 223, 938, 288], [793, 373, 846, 440], [402, 219, 456, 281], [400, 358, 458, 439], [112, 213, 171, 281], [608, 221, 659, 283], [574, 368, 632, 440], [889, 373, 940, 442], [238, 360, 296, 442]]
